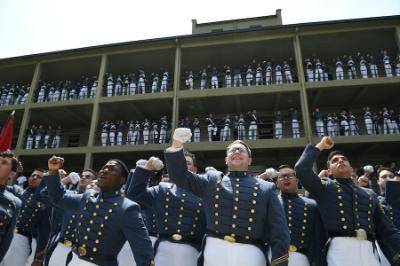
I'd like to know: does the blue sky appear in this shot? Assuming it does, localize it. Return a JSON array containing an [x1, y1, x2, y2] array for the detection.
[[0, 0, 399, 59]]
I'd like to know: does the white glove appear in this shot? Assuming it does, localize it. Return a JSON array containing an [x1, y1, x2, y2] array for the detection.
[[363, 165, 374, 173], [173, 128, 192, 143], [265, 168, 278, 180], [136, 159, 148, 168], [149, 157, 164, 171], [205, 166, 217, 173], [68, 172, 80, 185]]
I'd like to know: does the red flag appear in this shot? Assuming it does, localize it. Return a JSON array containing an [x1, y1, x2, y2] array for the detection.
[[0, 111, 15, 151]]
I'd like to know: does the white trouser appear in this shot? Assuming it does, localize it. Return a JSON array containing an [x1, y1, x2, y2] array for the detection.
[[246, 73, 253, 86], [225, 76, 232, 88], [255, 73, 263, 85], [52, 135, 61, 148], [292, 120, 300, 139], [370, 65, 378, 78], [396, 63, 400, 76], [200, 79, 206, 90], [234, 74, 242, 87], [315, 120, 325, 137], [340, 120, 350, 136], [44, 135, 50, 148], [114, 85, 122, 96], [79, 88, 88, 99], [129, 84, 136, 95], [211, 76, 218, 89], [133, 131, 140, 144], [152, 82, 158, 93], [222, 126, 230, 141], [49, 242, 72, 266], [315, 68, 323, 81], [275, 72, 282, 84], [392, 120, 400, 134], [69, 253, 97, 266], [376, 242, 391, 266], [207, 125, 214, 142], [1, 233, 34, 266], [288, 251, 309, 266], [365, 118, 373, 135], [90, 87, 96, 98], [155, 241, 199, 266], [238, 125, 245, 140], [35, 135, 41, 148], [203, 236, 266, 266], [360, 65, 368, 79], [117, 132, 123, 145], [26, 136, 33, 149], [285, 70, 293, 83], [118, 241, 137, 266], [138, 78, 146, 94], [143, 129, 149, 144], [327, 237, 379, 266], [127, 130, 134, 145], [161, 80, 167, 92], [384, 63, 392, 77], [307, 69, 314, 82], [159, 129, 167, 144], [109, 132, 115, 146], [275, 122, 282, 139], [248, 123, 257, 140], [187, 78, 194, 90], [383, 118, 392, 134], [327, 122, 335, 136], [349, 123, 358, 135], [336, 67, 344, 80], [194, 128, 200, 142], [107, 85, 113, 96], [101, 132, 108, 146], [61, 90, 68, 100]]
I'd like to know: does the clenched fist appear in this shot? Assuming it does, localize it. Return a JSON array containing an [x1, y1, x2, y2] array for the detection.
[[173, 128, 192, 143], [147, 157, 164, 171], [316, 136, 334, 151], [48, 155, 64, 174]]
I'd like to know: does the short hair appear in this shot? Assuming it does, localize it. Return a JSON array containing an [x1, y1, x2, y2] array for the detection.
[[226, 140, 252, 157], [33, 168, 45, 173], [108, 159, 129, 178], [278, 164, 293, 171], [326, 150, 348, 168], [184, 151, 198, 168], [0, 150, 19, 172], [82, 168, 96, 177], [377, 167, 394, 176]]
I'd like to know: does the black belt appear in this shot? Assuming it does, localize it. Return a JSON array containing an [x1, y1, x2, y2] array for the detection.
[[328, 230, 375, 242], [206, 230, 266, 247], [72, 247, 117, 262]]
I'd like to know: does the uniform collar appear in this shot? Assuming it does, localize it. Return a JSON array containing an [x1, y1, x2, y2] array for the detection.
[[227, 171, 250, 178], [99, 189, 121, 199], [281, 192, 299, 199], [333, 177, 353, 185]]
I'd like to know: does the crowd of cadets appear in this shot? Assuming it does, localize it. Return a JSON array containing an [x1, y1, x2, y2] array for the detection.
[[0, 83, 30, 106], [98, 116, 170, 146], [304, 50, 400, 82], [25, 125, 62, 149], [35, 77, 98, 103], [2, 130, 400, 266], [312, 106, 400, 137], [183, 58, 296, 90], [104, 69, 171, 97]]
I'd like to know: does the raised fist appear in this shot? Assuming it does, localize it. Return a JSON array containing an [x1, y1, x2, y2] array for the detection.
[[48, 156, 64, 173], [316, 136, 334, 151], [173, 128, 192, 143], [148, 157, 164, 171]]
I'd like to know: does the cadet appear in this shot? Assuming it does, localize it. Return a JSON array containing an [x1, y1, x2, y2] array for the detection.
[[232, 66, 242, 88], [44, 125, 52, 149], [382, 107, 392, 134], [346, 56, 357, 80], [37, 83, 46, 103], [255, 64, 263, 86], [237, 113, 246, 140], [363, 107, 373, 135], [90, 78, 97, 98], [138, 70, 146, 94], [283, 61, 293, 83], [222, 114, 231, 141], [348, 111, 358, 136], [339, 110, 349, 136], [2, 168, 51, 266], [100, 120, 109, 147], [358, 54, 368, 79], [186, 71, 194, 90], [117, 120, 125, 146], [335, 57, 344, 80], [126, 120, 135, 145], [79, 77, 89, 99], [161, 71, 168, 92], [35, 125, 44, 149], [314, 59, 323, 81], [312, 108, 325, 137], [305, 59, 314, 82], [133, 121, 141, 145], [277, 165, 324, 266], [106, 73, 114, 97], [26, 125, 36, 150], [326, 113, 335, 137], [192, 117, 201, 143], [159, 116, 168, 144], [210, 67, 219, 89], [265, 61, 273, 85], [200, 69, 207, 90], [164, 129, 290, 266], [368, 55, 379, 78], [248, 110, 258, 140], [151, 73, 159, 93], [109, 122, 117, 146], [50, 125, 61, 148], [294, 136, 400, 266], [382, 50, 393, 77], [0, 152, 22, 262], [224, 66, 232, 88], [151, 122, 159, 144], [205, 113, 217, 142], [289, 108, 300, 139], [143, 119, 151, 144], [275, 64, 283, 84], [246, 65, 253, 86], [114, 75, 123, 96], [127, 154, 206, 266], [44, 156, 154, 266], [129, 74, 137, 95], [274, 111, 283, 139], [61, 82, 69, 101]]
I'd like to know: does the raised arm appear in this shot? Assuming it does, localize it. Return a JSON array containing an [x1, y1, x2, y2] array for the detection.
[[126, 166, 157, 209], [295, 137, 334, 197], [164, 129, 210, 197]]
